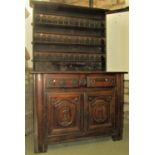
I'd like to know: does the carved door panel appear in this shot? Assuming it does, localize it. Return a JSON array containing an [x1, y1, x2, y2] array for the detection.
[[85, 90, 115, 133], [47, 92, 83, 137]]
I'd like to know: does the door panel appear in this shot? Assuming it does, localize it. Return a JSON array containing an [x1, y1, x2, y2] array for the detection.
[[47, 92, 83, 137], [85, 90, 115, 133]]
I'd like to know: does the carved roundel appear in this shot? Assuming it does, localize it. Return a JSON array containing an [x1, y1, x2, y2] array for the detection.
[[92, 101, 108, 123], [57, 101, 75, 127]]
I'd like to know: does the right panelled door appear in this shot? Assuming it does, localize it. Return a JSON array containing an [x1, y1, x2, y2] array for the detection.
[[85, 90, 116, 134]]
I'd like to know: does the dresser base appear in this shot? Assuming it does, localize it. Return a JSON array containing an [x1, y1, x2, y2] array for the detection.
[[33, 72, 125, 153]]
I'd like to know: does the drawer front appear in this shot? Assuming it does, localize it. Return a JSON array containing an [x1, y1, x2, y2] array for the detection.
[[45, 75, 80, 88], [87, 75, 115, 87]]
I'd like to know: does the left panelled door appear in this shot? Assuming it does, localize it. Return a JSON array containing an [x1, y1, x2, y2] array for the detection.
[[46, 92, 83, 140]]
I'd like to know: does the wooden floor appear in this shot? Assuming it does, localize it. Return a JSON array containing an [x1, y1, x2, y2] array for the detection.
[[25, 120, 128, 155]]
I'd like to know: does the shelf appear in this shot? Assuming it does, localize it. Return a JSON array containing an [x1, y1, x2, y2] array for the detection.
[[32, 41, 103, 47], [33, 44, 103, 53], [32, 23, 104, 31], [33, 54, 105, 62], [33, 60, 103, 62], [33, 33, 104, 46], [34, 30, 104, 38], [33, 51, 105, 56], [33, 13, 105, 29], [34, 10, 105, 21], [33, 53, 105, 62], [34, 32, 105, 39]]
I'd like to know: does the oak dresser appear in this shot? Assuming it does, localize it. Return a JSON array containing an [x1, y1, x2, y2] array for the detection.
[[31, 1, 126, 153]]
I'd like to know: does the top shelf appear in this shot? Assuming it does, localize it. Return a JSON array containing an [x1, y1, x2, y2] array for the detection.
[[33, 13, 105, 30], [31, 1, 109, 16]]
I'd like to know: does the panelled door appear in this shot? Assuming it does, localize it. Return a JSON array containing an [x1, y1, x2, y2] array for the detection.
[[84, 90, 115, 134], [46, 92, 83, 137]]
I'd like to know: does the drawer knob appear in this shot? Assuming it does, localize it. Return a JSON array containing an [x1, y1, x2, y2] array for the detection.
[[104, 78, 108, 82], [74, 97, 79, 103], [59, 80, 65, 86], [72, 79, 78, 86], [80, 79, 86, 86], [48, 79, 56, 86], [91, 79, 95, 85]]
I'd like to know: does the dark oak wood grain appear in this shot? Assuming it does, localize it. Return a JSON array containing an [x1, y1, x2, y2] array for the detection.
[[31, 1, 126, 153], [32, 1, 107, 72], [33, 72, 125, 152]]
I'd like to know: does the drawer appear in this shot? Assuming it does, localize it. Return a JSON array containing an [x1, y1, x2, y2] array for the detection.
[[45, 75, 80, 88], [87, 75, 115, 87]]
